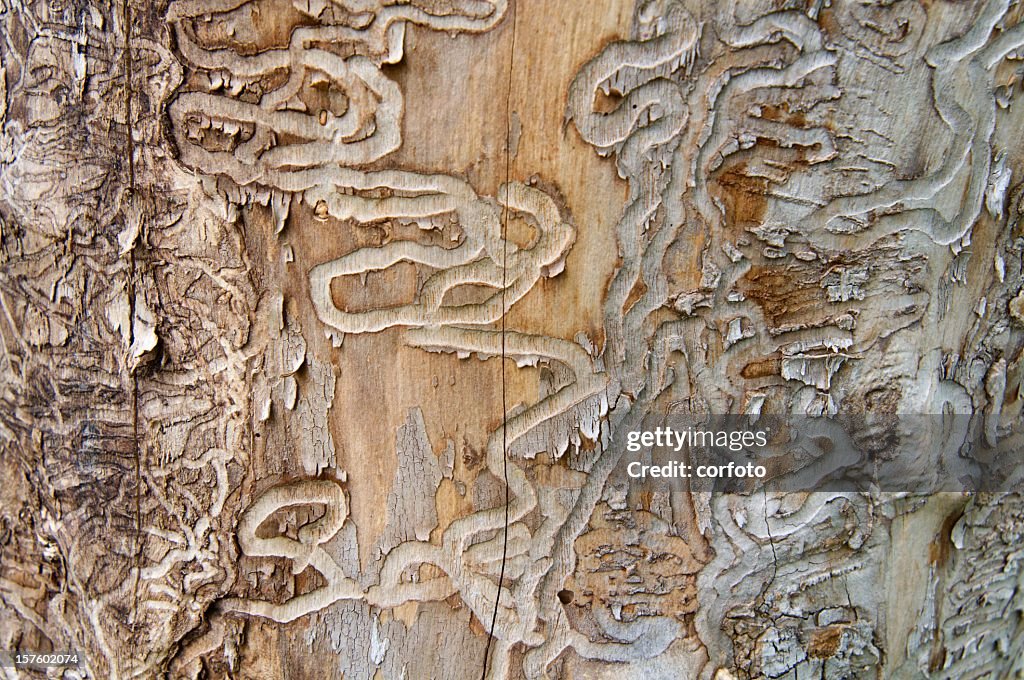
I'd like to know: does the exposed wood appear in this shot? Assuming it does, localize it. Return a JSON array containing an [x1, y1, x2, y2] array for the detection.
[[1, 0, 1023, 678]]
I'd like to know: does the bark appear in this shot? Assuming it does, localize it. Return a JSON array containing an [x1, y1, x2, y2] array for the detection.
[[0, 0, 1022, 678]]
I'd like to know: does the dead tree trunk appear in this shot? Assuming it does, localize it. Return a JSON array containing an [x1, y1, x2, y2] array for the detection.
[[1, 0, 1022, 678]]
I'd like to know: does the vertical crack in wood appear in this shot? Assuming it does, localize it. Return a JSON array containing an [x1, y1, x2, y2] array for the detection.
[[121, 0, 143, 671], [482, 1, 518, 676]]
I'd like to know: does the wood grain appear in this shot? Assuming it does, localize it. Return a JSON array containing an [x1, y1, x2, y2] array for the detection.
[[1, 1, 1022, 678]]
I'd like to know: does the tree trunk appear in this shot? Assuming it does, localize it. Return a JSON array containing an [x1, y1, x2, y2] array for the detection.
[[1, 0, 1022, 678]]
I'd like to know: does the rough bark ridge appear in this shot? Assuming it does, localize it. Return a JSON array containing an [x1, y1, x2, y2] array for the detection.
[[0, 0, 1022, 678]]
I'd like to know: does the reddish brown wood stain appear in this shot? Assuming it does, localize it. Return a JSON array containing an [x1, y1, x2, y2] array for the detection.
[[713, 159, 769, 234]]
